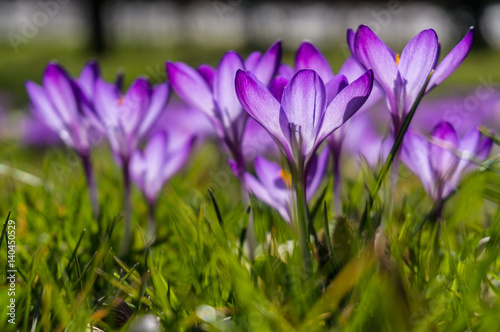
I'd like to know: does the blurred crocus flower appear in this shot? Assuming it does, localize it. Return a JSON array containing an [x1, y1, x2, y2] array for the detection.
[[402, 122, 492, 205], [244, 149, 329, 223], [130, 130, 195, 240], [20, 114, 61, 146], [94, 76, 169, 255], [166, 41, 281, 178], [94, 77, 169, 164], [26, 61, 101, 156], [342, 107, 393, 168], [349, 25, 474, 129], [235, 68, 373, 176], [25, 61, 103, 218]]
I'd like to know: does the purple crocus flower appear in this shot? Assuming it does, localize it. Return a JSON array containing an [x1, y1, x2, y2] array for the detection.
[[278, 41, 382, 214], [166, 41, 282, 178], [402, 122, 491, 207], [244, 149, 329, 223], [349, 25, 474, 130], [94, 77, 169, 164], [130, 130, 194, 241], [235, 67, 373, 178], [94, 76, 169, 255], [26, 61, 103, 219]]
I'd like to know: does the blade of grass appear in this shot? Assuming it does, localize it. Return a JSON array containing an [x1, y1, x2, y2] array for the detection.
[[359, 71, 433, 234], [66, 228, 86, 277], [0, 210, 11, 249]]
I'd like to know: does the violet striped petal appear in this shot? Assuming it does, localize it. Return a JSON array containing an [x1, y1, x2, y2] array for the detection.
[[214, 51, 245, 127], [398, 29, 439, 113], [427, 27, 474, 92], [167, 61, 215, 117], [43, 62, 79, 125], [26, 81, 64, 132], [235, 70, 290, 158], [280, 69, 326, 156], [295, 41, 334, 82], [317, 70, 373, 143], [251, 40, 282, 86], [137, 82, 170, 137]]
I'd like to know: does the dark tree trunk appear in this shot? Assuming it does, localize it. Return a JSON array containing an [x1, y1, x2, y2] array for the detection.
[[88, 0, 105, 54]]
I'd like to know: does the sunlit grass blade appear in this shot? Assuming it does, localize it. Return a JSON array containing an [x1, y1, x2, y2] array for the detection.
[[359, 71, 434, 234]]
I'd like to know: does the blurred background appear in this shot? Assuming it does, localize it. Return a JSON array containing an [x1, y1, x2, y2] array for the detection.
[[0, 0, 499, 112]]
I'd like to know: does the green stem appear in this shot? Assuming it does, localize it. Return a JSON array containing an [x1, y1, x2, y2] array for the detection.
[[119, 159, 132, 257], [359, 71, 434, 234], [146, 201, 156, 245], [293, 165, 312, 278]]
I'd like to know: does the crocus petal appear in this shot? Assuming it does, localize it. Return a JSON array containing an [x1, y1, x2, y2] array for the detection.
[[427, 27, 474, 92], [338, 57, 365, 83], [325, 74, 348, 104], [43, 62, 79, 125], [235, 70, 290, 157], [317, 70, 373, 142], [280, 69, 326, 155], [353, 25, 399, 113], [244, 173, 291, 222], [137, 83, 170, 137], [402, 131, 434, 195], [255, 156, 284, 189], [163, 136, 195, 180], [26, 81, 64, 132], [346, 28, 355, 54], [214, 51, 245, 127], [94, 78, 121, 128], [269, 77, 289, 102], [252, 40, 282, 86], [245, 51, 261, 70], [398, 29, 439, 113], [295, 41, 334, 82], [167, 61, 215, 117], [143, 131, 167, 187], [78, 60, 100, 100], [119, 78, 151, 135], [197, 64, 215, 89], [130, 151, 147, 194], [278, 64, 295, 80], [428, 122, 459, 180]]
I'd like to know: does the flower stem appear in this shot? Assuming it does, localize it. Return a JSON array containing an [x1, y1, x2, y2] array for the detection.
[[119, 159, 132, 257], [293, 166, 312, 278], [146, 201, 156, 245], [81, 154, 100, 221], [332, 150, 342, 216]]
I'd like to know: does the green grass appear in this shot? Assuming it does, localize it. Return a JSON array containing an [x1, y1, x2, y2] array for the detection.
[[0, 134, 499, 331], [0, 44, 500, 331]]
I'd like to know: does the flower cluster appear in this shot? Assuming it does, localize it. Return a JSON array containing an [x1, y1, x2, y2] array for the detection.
[[25, 25, 492, 257]]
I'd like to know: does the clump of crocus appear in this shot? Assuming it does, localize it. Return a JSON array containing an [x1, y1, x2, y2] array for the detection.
[[279, 41, 382, 214], [130, 130, 195, 243], [166, 41, 281, 179], [235, 67, 373, 267], [94, 76, 169, 255], [244, 149, 329, 223], [349, 25, 474, 132], [26, 61, 104, 219], [402, 121, 492, 217]]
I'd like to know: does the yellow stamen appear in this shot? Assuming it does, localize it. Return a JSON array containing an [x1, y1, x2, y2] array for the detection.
[[280, 169, 292, 189], [117, 96, 125, 106], [395, 53, 400, 66]]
